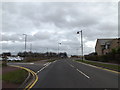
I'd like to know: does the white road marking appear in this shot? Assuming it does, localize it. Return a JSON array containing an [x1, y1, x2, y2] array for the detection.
[[76, 61, 120, 74], [66, 61, 90, 79], [70, 64, 74, 68], [46, 62, 51, 66], [76, 69, 90, 79], [37, 62, 51, 74], [65, 61, 74, 68], [43, 62, 50, 66], [53, 60, 57, 63]]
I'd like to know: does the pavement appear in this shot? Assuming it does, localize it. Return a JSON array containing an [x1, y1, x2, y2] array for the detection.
[[8, 58, 119, 89]]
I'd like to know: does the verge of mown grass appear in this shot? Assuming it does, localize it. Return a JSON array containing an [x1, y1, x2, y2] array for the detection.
[[2, 69, 28, 84], [76, 60, 120, 71], [47, 59, 56, 62]]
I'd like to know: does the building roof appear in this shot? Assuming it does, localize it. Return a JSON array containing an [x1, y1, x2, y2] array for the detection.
[[95, 38, 119, 47], [97, 39, 113, 45]]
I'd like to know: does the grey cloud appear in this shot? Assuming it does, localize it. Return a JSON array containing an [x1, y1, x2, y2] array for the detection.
[[1, 2, 118, 55], [2, 33, 23, 42], [34, 31, 51, 40]]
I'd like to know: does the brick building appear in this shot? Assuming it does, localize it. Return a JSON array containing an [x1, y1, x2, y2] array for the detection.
[[95, 38, 120, 55]]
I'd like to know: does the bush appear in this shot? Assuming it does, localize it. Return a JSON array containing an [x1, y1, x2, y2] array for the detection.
[[85, 47, 120, 63], [85, 53, 119, 63]]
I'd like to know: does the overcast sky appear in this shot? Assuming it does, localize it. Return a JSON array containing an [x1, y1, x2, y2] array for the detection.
[[1, 2, 118, 56]]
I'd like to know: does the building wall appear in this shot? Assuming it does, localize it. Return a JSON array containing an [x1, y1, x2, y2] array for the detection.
[[103, 49, 110, 55], [110, 39, 120, 51], [95, 41, 102, 55], [95, 39, 120, 56]]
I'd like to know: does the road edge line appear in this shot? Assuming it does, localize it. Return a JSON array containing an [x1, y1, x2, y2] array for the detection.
[[9, 65, 38, 89], [74, 60, 120, 74], [36, 62, 52, 74], [66, 61, 90, 79], [76, 69, 90, 79]]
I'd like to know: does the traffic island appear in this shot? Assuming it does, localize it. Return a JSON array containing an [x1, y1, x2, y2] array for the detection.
[[2, 66, 28, 88], [2, 65, 38, 89]]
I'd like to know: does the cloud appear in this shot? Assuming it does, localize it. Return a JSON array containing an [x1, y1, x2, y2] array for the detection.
[[1, 2, 118, 55]]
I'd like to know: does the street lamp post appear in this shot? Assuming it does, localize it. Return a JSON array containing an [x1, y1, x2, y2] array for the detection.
[[76, 48, 79, 57], [46, 48, 48, 58], [23, 34, 27, 52], [30, 43, 32, 52], [77, 30, 83, 61], [58, 43, 61, 57]]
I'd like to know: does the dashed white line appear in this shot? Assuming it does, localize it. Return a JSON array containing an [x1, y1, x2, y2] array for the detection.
[[53, 60, 57, 63], [43, 62, 50, 66], [65, 61, 74, 68], [70, 64, 74, 68], [76, 69, 90, 79], [67, 62, 90, 79], [37, 62, 51, 74]]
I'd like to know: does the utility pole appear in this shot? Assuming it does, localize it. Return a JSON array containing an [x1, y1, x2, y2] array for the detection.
[[58, 43, 61, 57], [77, 30, 83, 61], [76, 48, 79, 57], [47, 47, 48, 52], [30, 43, 32, 52], [23, 34, 27, 52]]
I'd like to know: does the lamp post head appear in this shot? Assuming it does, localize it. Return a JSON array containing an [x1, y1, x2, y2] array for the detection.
[[77, 30, 82, 34], [23, 34, 27, 36], [77, 31, 79, 34]]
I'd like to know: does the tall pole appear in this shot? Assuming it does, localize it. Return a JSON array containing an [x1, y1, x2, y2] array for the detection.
[[30, 43, 32, 52], [76, 48, 78, 57], [58, 43, 59, 54], [58, 43, 61, 57], [47, 48, 48, 52], [23, 34, 27, 52], [81, 30, 83, 61], [77, 30, 83, 61], [47, 48, 48, 57]]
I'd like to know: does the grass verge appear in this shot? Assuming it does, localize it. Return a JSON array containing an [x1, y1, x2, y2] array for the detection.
[[76, 60, 120, 72], [2, 69, 28, 84], [47, 59, 56, 62]]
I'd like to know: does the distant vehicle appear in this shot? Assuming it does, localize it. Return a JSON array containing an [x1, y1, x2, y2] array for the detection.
[[0, 57, 2, 60], [7, 56, 23, 61]]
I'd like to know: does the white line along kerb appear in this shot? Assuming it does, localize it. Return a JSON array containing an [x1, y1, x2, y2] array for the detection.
[[43, 62, 50, 66], [70, 64, 74, 68], [53, 60, 57, 63], [37, 62, 51, 74], [76, 69, 90, 79]]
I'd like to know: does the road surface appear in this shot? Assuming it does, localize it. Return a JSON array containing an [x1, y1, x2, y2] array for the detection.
[[8, 59, 119, 89]]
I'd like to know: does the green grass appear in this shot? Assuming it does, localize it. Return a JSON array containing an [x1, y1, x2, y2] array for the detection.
[[76, 60, 120, 71], [47, 59, 56, 62], [2, 63, 7, 67], [2, 69, 28, 84]]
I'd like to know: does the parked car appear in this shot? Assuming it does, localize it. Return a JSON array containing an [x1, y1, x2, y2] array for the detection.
[[7, 56, 23, 61]]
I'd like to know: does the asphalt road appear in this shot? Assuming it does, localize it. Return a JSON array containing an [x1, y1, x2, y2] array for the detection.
[[8, 59, 119, 88]]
